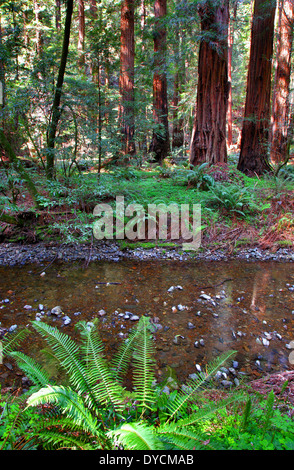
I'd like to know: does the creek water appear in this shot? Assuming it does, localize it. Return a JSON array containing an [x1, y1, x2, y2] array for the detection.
[[0, 259, 294, 389]]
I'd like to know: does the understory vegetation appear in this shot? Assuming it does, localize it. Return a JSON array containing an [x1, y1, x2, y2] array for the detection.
[[1, 157, 293, 252], [1, 317, 293, 450]]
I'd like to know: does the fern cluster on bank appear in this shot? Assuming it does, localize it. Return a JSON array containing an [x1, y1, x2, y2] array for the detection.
[[1, 317, 293, 450]]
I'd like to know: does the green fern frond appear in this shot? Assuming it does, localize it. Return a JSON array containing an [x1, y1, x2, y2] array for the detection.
[[30, 321, 95, 401], [110, 321, 144, 383], [27, 385, 100, 437], [36, 430, 97, 450], [166, 350, 236, 422], [132, 317, 156, 414], [77, 321, 125, 409], [177, 393, 244, 428], [2, 328, 30, 355], [109, 422, 163, 450], [156, 422, 206, 450], [9, 351, 53, 388]]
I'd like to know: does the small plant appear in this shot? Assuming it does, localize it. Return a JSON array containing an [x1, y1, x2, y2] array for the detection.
[[205, 183, 265, 217], [172, 163, 215, 190]]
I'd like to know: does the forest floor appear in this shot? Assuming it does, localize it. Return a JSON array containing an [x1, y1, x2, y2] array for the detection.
[[0, 158, 294, 264]]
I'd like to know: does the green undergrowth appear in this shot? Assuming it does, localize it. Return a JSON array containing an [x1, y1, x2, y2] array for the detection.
[[0, 319, 293, 450], [1, 160, 294, 246]]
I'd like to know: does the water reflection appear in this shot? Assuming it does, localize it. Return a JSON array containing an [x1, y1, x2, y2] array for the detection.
[[0, 259, 293, 388]]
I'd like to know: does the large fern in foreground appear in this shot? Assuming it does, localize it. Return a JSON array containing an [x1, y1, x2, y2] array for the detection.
[[3, 317, 244, 450]]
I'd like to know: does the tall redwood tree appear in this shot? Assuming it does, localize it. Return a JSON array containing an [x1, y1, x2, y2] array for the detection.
[[237, 0, 276, 175], [119, 0, 136, 158], [189, 0, 229, 166], [270, 0, 294, 164], [149, 0, 170, 163]]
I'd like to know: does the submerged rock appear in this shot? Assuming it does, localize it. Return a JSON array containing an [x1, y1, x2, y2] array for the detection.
[[51, 306, 62, 316]]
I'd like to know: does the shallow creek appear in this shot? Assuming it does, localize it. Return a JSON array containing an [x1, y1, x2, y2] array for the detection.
[[0, 259, 294, 389]]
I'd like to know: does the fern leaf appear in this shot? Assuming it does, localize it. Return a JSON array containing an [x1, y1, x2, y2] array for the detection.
[[30, 321, 92, 398], [132, 317, 156, 414], [27, 385, 100, 437], [109, 422, 163, 450], [166, 350, 236, 422], [2, 327, 30, 355], [156, 422, 206, 450], [110, 321, 143, 383], [77, 321, 125, 409], [9, 351, 53, 388]]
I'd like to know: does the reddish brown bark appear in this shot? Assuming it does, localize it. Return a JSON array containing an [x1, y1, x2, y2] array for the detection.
[[119, 0, 136, 158], [238, 0, 276, 175], [189, 0, 229, 166], [172, 27, 185, 150], [270, 0, 294, 164], [227, 1, 238, 148], [149, 0, 170, 163], [78, 0, 85, 68]]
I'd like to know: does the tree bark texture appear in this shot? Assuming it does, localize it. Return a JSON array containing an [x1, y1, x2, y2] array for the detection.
[[46, 0, 73, 179], [149, 0, 170, 163], [227, 1, 237, 148], [172, 26, 185, 150], [78, 0, 85, 68], [119, 0, 136, 158], [189, 0, 229, 166], [238, 0, 276, 175], [270, 0, 294, 164]]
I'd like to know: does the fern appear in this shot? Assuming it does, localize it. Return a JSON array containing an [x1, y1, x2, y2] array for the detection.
[[131, 316, 156, 415], [30, 321, 98, 407], [27, 385, 100, 437], [156, 422, 207, 450], [2, 327, 30, 356], [110, 320, 144, 383], [77, 321, 125, 409], [166, 351, 237, 422], [109, 422, 163, 450], [8, 351, 53, 388]]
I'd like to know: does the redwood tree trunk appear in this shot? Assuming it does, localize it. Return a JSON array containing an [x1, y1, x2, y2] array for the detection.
[[78, 0, 85, 68], [227, 1, 237, 148], [149, 0, 170, 163], [172, 26, 185, 150], [119, 0, 136, 159], [237, 0, 276, 175], [270, 0, 294, 164], [189, 0, 229, 166]]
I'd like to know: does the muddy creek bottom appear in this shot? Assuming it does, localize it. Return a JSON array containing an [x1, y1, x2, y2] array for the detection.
[[0, 259, 294, 390]]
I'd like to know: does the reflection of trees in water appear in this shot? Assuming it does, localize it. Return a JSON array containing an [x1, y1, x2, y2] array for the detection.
[[250, 271, 271, 314]]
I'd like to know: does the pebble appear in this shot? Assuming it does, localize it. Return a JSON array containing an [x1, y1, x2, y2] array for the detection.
[[51, 306, 62, 315]]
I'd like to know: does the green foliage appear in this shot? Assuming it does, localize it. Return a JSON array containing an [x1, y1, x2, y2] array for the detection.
[[172, 163, 215, 190], [1, 317, 294, 450], [1, 317, 241, 450], [205, 183, 268, 217]]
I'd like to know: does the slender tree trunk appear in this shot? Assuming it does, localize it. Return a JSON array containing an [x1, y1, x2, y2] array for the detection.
[[270, 0, 294, 164], [172, 27, 185, 150], [56, 0, 61, 30], [0, 13, 5, 120], [34, 0, 42, 56], [46, 0, 73, 179], [237, 0, 276, 175], [227, 1, 237, 148], [119, 0, 136, 159], [189, 0, 229, 166], [78, 0, 85, 68], [149, 0, 170, 163]]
